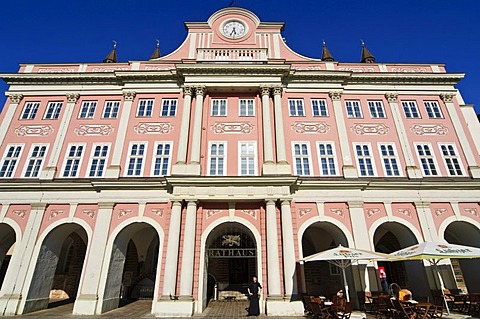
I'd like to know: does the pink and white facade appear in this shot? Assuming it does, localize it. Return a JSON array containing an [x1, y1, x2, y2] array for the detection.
[[0, 7, 480, 317]]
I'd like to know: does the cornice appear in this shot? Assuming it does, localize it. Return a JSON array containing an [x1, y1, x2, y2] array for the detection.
[[174, 64, 292, 76], [346, 72, 465, 85], [165, 176, 299, 187]]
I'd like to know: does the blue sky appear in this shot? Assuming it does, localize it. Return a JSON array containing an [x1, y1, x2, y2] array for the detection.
[[1, 0, 479, 114]]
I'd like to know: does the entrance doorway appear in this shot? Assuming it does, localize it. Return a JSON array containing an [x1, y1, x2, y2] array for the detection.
[[0, 223, 16, 291]]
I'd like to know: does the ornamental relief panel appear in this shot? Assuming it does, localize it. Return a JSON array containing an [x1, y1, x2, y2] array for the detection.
[[351, 123, 389, 135], [82, 209, 96, 219], [330, 208, 345, 218], [291, 122, 330, 134], [118, 209, 132, 219], [241, 209, 257, 220], [134, 122, 173, 134], [74, 124, 114, 136], [49, 209, 65, 220], [298, 208, 312, 218], [15, 125, 54, 137], [210, 122, 254, 134], [366, 208, 381, 218], [150, 208, 164, 218], [464, 208, 479, 218], [434, 208, 447, 217], [205, 209, 223, 219], [410, 124, 448, 136], [397, 208, 412, 218]]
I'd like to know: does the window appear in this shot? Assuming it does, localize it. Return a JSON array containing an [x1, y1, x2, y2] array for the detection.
[[137, 99, 154, 117], [88, 144, 109, 177], [44, 102, 63, 119], [126, 143, 146, 176], [355, 144, 375, 176], [79, 101, 97, 119], [239, 142, 256, 176], [0, 145, 23, 178], [211, 99, 227, 116], [289, 99, 305, 116], [317, 142, 337, 176], [402, 101, 420, 118], [424, 101, 443, 118], [311, 99, 328, 117], [152, 142, 172, 176], [20, 102, 40, 120], [239, 99, 255, 116], [368, 101, 385, 118], [379, 144, 401, 176], [416, 144, 438, 176], [208, 142, 226, 176], [439, 144, 463, 176], [345, 101, 362, 118], [161, 99, 177, 117], [23, 145, 47, 178], [62, 145, 84, 177], [293, 143, 311, 176], [102, 101, 120, 118]]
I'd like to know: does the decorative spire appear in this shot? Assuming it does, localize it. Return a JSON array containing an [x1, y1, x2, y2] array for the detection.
[[103, 40, 118, 63], [150, 39, 161, 60], [360, 40, 375, 63], [321, 40, 335, 62]]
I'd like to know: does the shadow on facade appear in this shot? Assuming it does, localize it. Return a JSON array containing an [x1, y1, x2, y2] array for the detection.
[[0, 224, 16, 291]]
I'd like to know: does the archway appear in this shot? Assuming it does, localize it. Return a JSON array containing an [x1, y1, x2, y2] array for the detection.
[[23, 223, 88, 314], [0, 223, 16, 291], [373, 222, 429, 297], [101, 223, 160, 313], [301, 222, 349, 298], [444, 221, 480, 293], [204, 222, 258, 305]]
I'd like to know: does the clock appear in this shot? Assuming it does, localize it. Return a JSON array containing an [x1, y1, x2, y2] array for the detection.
[[222, 20, 246, 38]]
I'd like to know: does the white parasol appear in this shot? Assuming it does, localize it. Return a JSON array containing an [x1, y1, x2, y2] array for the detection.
[[389, 241, 480, 315], [302, 244, 390, 302]]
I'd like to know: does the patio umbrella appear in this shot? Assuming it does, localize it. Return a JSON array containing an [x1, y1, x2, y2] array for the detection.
[[389, 241, 480, 315], [301, 244, 390, 302]]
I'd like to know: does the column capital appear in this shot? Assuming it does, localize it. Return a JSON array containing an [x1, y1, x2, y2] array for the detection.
[[66, 93, 80, 103], [272, 86, 283, 96], [123, 91, 136, 101], [440, 93, 455, 103], [186, 200, 197, 207], [30, 203, 47, 211], [98, 202, 115, 210], [183, 86, 193, 97], [265, 199, 276, 206], [8, 94, 24, 104], [280, 199, 291, 206], [385, 92, 398, 103], [328, 91, 343, 101], [172, 201, 183, 208], [195, 86, 206, 96], [260, 86, 271, 97], [347, 201, 364, 209], [414, 201, 431, 209]]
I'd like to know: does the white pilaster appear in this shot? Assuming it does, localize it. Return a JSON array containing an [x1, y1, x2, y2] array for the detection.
[[188, 86, 206, 175], [105, 91, 136, 178], [385, 93, 422, 178], [348, 201, 370, 250], [265, 200, 281, 296], [329, 91, 357, 178], [0, 95, 23, 147], [260, 87, 275, 175], [273, 87, 291, 175], [0, 203, 45, 315], [41, 93, 79, 180], [179, 201, 197, 299], [414, 201, 436, 241], [280, 200, 297, 297], [460, 104, 480, 159], [162, 201, 182, 297], [74, 203, 114, 315], [440, 93, 480, 178], [171, 87, 193, 175]]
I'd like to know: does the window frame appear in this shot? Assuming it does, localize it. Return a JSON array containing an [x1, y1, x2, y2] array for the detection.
[[438, 143, 465, 176], [354, 143, 377, 176], [208, 141, 227, 176], [102, 101, 121, 119], [20, 102, 40, 120], [43, 101, 63, 120], [368, 100, 386, 118], [151, 141, 173, 176], [424, 101, 443, 119], [78, 101, 97, 119], [239, 99, 255, 117], [160, 99, 178, 117], [401, 101, 421, 119], [414, 143, 439, 176], [315, 141, 338, 176], [22, 144, 49, 178], [238, 141, 257, 176], [311, 99, 328, 117], [0, 144, 24, 178], [292, 141, 313, 176], [211, 99, 227, 117], [377, 143, 403, 177], [86, 143, 111, 178], [124, 142, 148, 177], [60, 143, 86, 178], [345, 100, 363, 118], [136, 99, 154, 117], [288, 99, 305, 117]]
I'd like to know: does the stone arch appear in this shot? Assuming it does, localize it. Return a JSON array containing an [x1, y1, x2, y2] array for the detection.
[[21, 222, 88, 314], [443, 220, 480, 293], [0, 223, 17, 291], [100, 220, 162, 314], [373, 221, 429, 298]]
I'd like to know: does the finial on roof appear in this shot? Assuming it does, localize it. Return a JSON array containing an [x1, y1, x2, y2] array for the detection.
[[150, 39, 161, 60], [321, 39, 335, 62], [360, 40, 375, 63], [103, 40, 118, 63]]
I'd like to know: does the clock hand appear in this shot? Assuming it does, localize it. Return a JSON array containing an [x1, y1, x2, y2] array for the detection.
[[231, 27, 236, 36]]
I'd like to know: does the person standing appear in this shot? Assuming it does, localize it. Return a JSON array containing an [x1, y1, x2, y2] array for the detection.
[[247, 276, 262, 316]]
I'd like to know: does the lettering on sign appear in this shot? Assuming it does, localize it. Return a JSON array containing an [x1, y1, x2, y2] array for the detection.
[[207, 248, 256, 258]]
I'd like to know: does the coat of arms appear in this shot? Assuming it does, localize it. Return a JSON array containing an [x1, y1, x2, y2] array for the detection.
[[222, 234, 241, 247]]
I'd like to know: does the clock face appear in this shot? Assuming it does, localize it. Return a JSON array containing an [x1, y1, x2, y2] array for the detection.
[[222, 20, 246, 38]]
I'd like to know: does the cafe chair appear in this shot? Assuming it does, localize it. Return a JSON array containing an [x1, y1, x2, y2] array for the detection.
[[392, 298, 417, 319], [331, 302, 353, 319], [310, 299, 333, 319]]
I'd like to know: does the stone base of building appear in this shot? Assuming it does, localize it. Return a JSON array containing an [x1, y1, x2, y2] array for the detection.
[[21, 297, 49, 315], [153, 298, 195, 317], [265, 298, 304, 316], [73, 294, 98, 315], [0, 294, 22, 315]]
